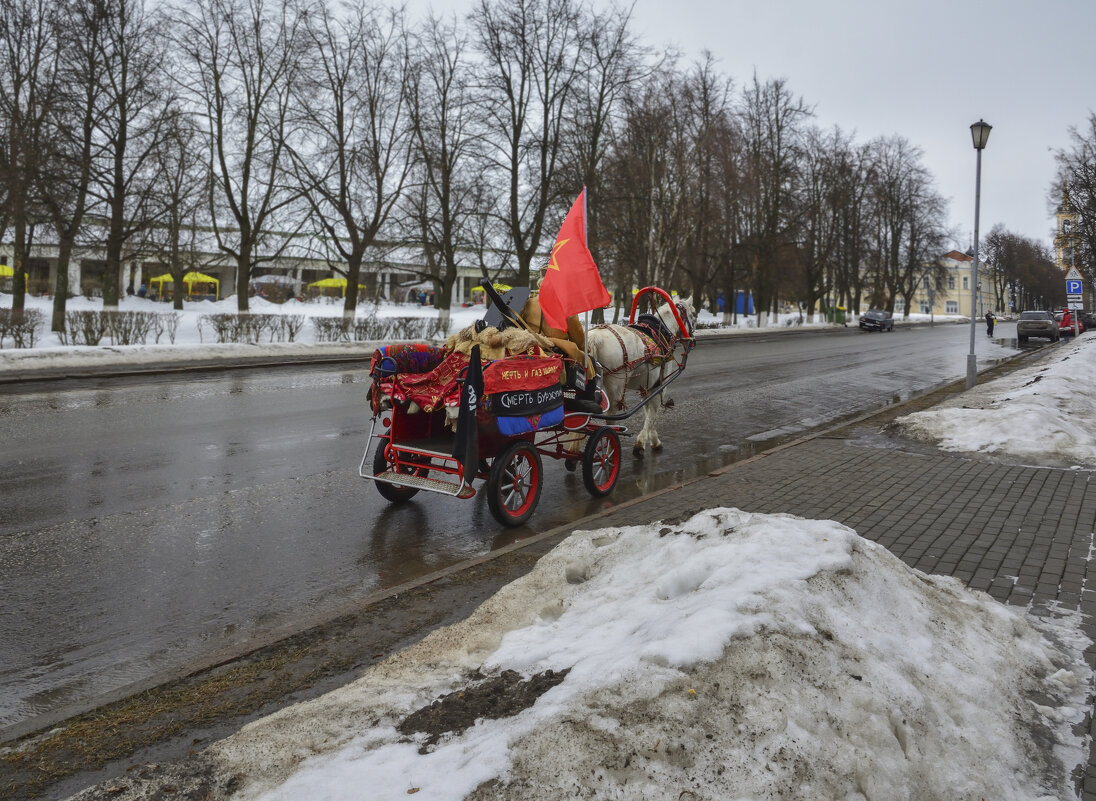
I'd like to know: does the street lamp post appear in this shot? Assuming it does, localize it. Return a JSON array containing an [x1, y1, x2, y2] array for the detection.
[[966, 119, 992, 390]]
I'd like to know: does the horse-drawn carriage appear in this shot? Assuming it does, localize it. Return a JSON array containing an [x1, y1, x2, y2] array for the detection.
[[361, 285, 695, 526]]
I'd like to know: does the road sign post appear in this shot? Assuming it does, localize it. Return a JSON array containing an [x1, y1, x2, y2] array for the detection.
[[1064, 267, 1084, 337]]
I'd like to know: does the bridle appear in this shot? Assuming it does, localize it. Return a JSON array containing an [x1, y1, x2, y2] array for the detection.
[[673, 301, 695, 338]]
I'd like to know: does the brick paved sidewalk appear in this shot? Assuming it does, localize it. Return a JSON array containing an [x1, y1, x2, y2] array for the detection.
[[604, 426, 1096, 798]]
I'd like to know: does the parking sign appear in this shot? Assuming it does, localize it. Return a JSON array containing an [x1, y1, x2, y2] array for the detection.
[[1066, 279, 1083, 295]]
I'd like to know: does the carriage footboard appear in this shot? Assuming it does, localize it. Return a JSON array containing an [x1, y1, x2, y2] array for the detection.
[[360, 418, 473, 497]]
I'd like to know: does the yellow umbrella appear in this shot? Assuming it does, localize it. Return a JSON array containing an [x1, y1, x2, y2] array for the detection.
[[0, 264, 29, 288], [180, 271, 219, 297], [307, 277, 366, 297], [149, 271, 221, 299], [469, 282, 510, 300]]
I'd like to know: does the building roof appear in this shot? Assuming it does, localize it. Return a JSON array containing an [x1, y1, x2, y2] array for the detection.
[[943, 250, 973, 263]]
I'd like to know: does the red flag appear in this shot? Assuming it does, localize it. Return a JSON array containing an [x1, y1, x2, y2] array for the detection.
[[538, 188, 610, 330]]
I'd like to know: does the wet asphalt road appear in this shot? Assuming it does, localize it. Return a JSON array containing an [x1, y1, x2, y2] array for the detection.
[[0, 322, 1023, 736]]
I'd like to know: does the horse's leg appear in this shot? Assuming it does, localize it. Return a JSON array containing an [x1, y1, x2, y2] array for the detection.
[[633, 402, 652, 457], [647, 363, 670, 451], [640, 372, 664, 453], [630, 366, 659, 457]]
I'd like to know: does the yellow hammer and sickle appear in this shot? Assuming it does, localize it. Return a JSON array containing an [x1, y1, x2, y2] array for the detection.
[[546, 238, 569, 271]]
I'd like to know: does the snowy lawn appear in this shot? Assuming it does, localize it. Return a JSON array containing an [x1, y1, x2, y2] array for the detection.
[[0, 291, 966, 349]]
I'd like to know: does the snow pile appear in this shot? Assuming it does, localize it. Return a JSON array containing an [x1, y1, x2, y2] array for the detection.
[[211, 508, 1090, 801], [896, 337, 1096, 467]]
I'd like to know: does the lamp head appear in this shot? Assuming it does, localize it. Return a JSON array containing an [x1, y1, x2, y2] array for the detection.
[[970, 120, 992, 150]]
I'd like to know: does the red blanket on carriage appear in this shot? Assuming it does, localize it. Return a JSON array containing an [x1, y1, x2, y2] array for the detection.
[[370, 344, 564, 417]]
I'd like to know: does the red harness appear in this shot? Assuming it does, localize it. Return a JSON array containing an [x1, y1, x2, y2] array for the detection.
[[593, 324, 674, 377]]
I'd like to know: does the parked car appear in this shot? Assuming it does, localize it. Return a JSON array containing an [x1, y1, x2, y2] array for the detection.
[[1056, 310, 1086, 336], [1016, 310, 1059, 343], [1079, 310, 1096, 330], [858, 309, 894, 332]]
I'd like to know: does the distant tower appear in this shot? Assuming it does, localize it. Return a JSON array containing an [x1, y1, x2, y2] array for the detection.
[[1054, 183, 1080, 273]]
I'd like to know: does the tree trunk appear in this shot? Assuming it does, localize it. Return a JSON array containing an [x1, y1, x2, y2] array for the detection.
[[103, 222, 124, 310], [235, 251, 251, 313], [51, 243, 74, 333], [11, 209, 27, 318], [341, 252, 363, 320]]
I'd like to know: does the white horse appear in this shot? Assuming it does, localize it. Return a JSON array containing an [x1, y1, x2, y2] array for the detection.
[[585, 295, 695, 457]]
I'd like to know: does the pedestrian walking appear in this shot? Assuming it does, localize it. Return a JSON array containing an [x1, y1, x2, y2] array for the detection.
[[985, 310, 995, 337]]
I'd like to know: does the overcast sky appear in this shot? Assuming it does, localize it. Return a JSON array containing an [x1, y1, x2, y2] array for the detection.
[[406, 0, 1095, 252]]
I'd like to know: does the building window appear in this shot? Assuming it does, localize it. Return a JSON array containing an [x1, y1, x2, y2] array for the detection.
[[946, 301, 958, 314], [895, 298, 905, 311], [1064, 219, 1072, 234], [920, 301, 931, 314], [922, 276, 930, 289], [962, 276, 969, 290], [948, 276, 956, 290]]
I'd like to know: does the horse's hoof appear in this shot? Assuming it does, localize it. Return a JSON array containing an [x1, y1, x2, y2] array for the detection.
[[663, 398, 675, 408], [651, 443, 663, 452], [564, 459, 578, 472], [632, 446, 645, 459]]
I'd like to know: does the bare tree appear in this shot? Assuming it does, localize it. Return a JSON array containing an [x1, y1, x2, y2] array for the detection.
[[89, 0, 174, 308], [559, 3, 643, 320], [600, 64, 694, 318], [291, 0, 413, 320], [0, 0, 60, 317], [470, 0, 584, 288], [794, 126, 847, 322], [403, 12, 490, 327], [40, 0, 108, 330], [712, 140, 746, 322], [1054, 112, 1096, 289], [676, 54, 733, 307], [738, 74, 811, 326], [144, 107, 210, 310], [861, 136, 946, 314], [173, 0, 304, 311], [983, 224, 1062, 312], [828, 139, 874, 313]]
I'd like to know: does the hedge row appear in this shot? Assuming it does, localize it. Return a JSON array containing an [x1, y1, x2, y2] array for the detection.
[[0, 310, 449, 349], [0, 309, 45, 349], [58, 310, 181, 346], [311, 315, 447, 342], [198, 313, 308, 344]]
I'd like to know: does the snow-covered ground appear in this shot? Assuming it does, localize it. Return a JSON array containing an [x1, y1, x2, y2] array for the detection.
[[896, 335, 1096, 468], [11, 291, 1089, 798]]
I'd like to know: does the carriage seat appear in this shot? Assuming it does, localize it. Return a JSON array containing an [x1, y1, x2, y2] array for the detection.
[[370, 344, 448, 377]]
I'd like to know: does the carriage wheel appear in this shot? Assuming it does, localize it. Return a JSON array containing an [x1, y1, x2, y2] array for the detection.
[[582, 427, 621, 497], [372, 438, 428, 503], [487, 441, 542, 527]]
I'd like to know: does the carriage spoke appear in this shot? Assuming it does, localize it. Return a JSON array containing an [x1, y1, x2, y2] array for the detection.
[[593, 439, 616, 484], [503, 459, 531, 510]]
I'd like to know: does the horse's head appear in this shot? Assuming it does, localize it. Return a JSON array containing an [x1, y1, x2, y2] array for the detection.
[[658, 295, 696, 338]]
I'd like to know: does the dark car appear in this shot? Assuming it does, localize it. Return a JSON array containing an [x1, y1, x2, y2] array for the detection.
[[858, 309, 894, 332], [1016, 310, 1059, 343]]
